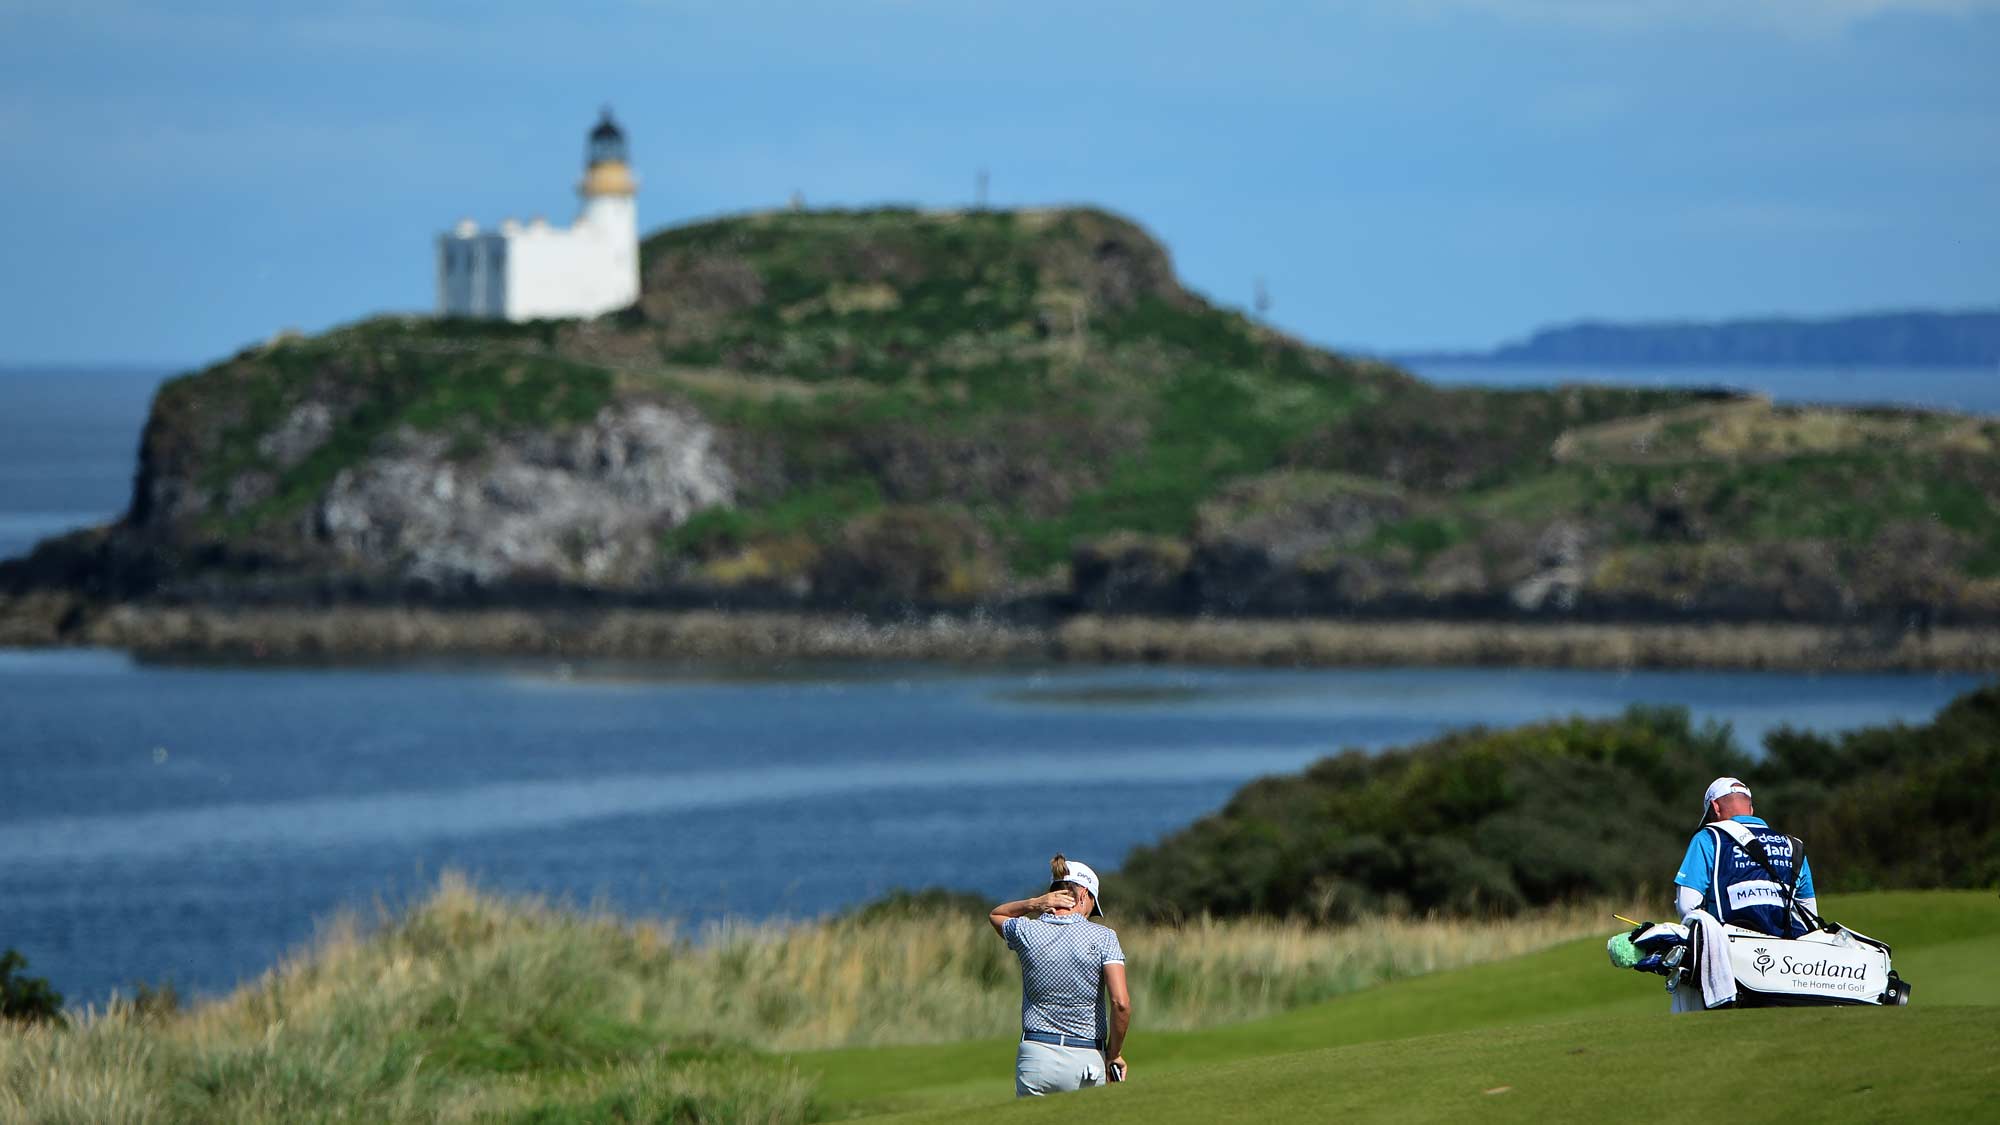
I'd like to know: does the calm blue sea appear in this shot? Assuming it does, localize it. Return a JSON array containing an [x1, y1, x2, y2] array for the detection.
[[0, 369, 166, 561], [0, 365, 1991, 1009], [1, 648, 1984, 1008]]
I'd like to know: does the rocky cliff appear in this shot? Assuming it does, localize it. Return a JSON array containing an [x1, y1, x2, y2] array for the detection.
[[7, 206, 2000, 632]]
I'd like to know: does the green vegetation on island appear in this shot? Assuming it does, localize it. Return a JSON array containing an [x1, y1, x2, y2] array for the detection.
[[6, 206, 2000, 639]]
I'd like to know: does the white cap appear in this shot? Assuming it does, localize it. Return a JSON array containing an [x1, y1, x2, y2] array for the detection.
[[1700, 777, 1752, 824], [1056, 859, 1105, 917]]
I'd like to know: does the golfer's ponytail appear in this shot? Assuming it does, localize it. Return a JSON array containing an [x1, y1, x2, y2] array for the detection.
[[1050, 854, 1070, 885]]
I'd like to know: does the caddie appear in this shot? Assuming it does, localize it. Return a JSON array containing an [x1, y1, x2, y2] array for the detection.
[[1675, 776, 1819, 938]]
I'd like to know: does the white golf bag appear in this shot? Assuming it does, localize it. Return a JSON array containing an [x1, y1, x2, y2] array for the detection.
[[1613, 916, 1909, 1007], [1702, 919, 1908, 1007], [1608, 822, 1912, 1008]]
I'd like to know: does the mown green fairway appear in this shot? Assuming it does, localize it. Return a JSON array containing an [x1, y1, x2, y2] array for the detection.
[[871, 1007, 1999, 1124], [804, 892, 2000, 1121]]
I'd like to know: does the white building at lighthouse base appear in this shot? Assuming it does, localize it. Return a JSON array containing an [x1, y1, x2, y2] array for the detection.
[[436, 111, 641, 322]]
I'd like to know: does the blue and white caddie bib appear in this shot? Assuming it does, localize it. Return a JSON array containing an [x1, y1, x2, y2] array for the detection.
[[1702, 822, 1804, 937]]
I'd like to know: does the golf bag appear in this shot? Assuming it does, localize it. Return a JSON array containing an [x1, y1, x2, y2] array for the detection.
[[1605, 823, 1911, 1008], [1608, 916, 1911, 1007]]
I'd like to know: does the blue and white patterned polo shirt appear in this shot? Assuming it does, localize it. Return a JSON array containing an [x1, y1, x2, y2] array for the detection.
[[1004, 913, 1126, 1041]]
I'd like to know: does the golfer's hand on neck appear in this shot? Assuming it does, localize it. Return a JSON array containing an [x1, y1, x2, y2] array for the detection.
[[988, 890, 1076, 935]]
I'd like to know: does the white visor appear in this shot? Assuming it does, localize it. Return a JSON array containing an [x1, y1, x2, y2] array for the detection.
[[1055, 859, 1104, 917]]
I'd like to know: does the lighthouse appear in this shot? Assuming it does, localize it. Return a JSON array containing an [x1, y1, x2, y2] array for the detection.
[[436, 109, 641, 321]]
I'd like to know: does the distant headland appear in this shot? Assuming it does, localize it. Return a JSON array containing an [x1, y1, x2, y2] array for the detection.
[[1402, 308, 2000, 367]]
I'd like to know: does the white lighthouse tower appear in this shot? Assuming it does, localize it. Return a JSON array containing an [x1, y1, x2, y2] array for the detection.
[[436, 110, 641, 321]]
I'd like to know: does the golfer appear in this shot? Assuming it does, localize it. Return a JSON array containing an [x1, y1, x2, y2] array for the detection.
[[988, 854, 1131, 1097]]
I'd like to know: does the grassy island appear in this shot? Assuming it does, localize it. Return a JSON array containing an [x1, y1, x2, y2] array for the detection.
[[5, 207, 2000, 666]]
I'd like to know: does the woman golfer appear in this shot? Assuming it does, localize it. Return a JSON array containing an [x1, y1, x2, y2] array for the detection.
[[988, 854, 1132, 1096]]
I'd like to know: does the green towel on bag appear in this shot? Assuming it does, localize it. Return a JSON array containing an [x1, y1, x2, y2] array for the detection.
[[1606, 932, 1640, 969]]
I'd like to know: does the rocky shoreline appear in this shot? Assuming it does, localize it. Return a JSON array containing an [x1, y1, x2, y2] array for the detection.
[[3, 594, 1994, 671]]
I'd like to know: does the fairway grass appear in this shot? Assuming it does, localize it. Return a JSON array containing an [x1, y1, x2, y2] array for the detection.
[[872, 1007, 2000, 1124], [809, 891, 2000, 1120], [3, 890, 1987, 1122], [0, 880, 1612, 1123]]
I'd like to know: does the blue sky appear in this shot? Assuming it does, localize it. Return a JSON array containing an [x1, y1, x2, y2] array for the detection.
[[2, 1, 1995, 366]]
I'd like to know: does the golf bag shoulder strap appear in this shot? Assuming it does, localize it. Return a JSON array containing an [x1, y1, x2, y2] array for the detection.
[[1709, 821, 1817, 933], [1710, 821, 1804, 893], [1709, 818, 1757, 849]]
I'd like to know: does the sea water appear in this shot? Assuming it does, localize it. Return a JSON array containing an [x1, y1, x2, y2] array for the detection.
[[0, 368, 164, 561], [0, 649, 1982, 1006]]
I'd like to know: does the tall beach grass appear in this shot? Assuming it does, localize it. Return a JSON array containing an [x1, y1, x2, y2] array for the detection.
[[1, 874, 1627, 1124]]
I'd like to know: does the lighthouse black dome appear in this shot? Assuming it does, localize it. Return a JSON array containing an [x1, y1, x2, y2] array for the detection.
[[587, 109, 628, 166]]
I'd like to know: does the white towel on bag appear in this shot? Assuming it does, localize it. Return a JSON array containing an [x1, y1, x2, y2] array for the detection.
[[1680, 907, 1737, 1009]]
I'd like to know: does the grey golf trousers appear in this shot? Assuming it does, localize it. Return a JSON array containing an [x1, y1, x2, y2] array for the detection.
[[1015, 1039, 1107, 1097]]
